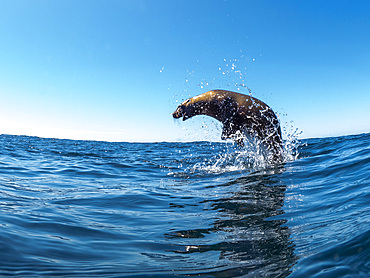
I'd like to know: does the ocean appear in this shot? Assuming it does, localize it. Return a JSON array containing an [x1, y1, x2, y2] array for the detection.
[[0, 133, 368, 277]]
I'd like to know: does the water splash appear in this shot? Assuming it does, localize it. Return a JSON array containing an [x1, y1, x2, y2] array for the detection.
[[189, 147, 269, 174], [184, 128, 301, 175], [281, 114, 302, 162], [183, 108, 302, 175]]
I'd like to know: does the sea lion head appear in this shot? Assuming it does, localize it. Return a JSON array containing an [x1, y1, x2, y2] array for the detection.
[[172, 98, 203, 121]]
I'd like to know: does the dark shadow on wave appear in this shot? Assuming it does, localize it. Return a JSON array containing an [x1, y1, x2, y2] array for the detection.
[[166, 167, 297, 277]]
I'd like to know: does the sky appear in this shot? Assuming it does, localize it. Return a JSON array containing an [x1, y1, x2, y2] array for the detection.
[[0, 0, 369, 142]]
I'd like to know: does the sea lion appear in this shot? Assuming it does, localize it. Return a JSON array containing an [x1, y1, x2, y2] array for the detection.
[[173, 90, 283, 158]]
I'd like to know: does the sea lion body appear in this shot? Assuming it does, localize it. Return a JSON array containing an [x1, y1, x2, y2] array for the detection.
[[173, 90, 283, 157]]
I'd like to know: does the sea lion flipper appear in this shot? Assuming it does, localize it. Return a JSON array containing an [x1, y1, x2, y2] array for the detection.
[[221, 123, 244, 147], [221, 123, 232, 140]]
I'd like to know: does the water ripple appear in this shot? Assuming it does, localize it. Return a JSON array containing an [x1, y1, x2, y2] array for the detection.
[[0, 133, 368, 276]]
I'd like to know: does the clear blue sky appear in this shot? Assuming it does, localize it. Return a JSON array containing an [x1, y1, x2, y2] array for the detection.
[[1, 0, 369, 142]]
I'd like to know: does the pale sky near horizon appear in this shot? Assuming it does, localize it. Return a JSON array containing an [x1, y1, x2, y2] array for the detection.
[[1, 0, 369, 142]]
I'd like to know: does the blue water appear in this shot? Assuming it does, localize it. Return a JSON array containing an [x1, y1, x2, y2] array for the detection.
[[0, 133, 368, 277]]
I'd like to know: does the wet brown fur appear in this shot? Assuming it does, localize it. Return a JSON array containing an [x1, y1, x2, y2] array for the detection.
[[173, 90, 283, 159]]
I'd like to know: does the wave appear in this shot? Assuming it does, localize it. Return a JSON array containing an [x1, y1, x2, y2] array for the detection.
[[0, 133, 368, 277]]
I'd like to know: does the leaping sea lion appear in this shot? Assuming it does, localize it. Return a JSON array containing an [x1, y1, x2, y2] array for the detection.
[[172, 90, 283, 159]]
